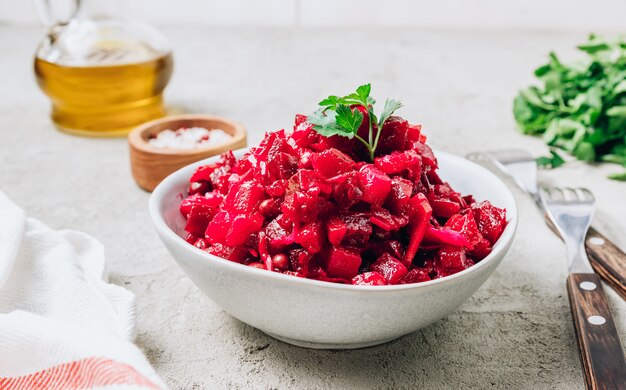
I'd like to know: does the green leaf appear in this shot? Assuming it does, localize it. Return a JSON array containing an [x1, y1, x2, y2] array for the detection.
[[519, 87, 556, 110], [356, 84, 371, 102], [574, 142, 596, 161], [601, 154, 626, 165], [335, 104, 364, 133], [534, 64, 552, 77], [377, 99, 403, 128], [611, 80, 626, 96], [608, 170, 626, 181], [308, 83, 407, 161], [536, 149, 566, 168], [606, 106, 626, 117], [319, 96, 342, 109], [307, 109, 355, 139], [577, 40, 610, 54], [345, 83, 376, 107]]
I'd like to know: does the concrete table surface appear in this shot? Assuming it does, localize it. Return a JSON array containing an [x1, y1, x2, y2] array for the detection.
[[1, 26, 625, 389]]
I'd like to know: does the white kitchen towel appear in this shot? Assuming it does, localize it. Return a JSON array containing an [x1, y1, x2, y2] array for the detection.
[[0, 191, 165, 389]]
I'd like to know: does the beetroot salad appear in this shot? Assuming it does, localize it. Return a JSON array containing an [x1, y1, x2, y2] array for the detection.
[[179, 84, 507, 286]]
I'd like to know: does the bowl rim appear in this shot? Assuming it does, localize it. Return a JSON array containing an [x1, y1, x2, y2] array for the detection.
[[149, 147, 518, 292]]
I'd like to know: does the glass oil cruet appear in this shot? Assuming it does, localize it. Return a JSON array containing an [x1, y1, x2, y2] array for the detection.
[[33, 0, 174, 137]]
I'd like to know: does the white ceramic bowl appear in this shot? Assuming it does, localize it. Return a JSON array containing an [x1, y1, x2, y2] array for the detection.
[[150, 149, 518, 349]]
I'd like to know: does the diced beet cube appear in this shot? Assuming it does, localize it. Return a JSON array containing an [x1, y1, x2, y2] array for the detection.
[[332, 171, 363, 209], [327, 217, 347, 246], [376, 116, 412, 154], [265, 180, 285, 197], [374, 149, 420, 174], [369, 208, 409, 231], [407, 124, 422, 142], [324, 246, 362, 279], [437, 246, 474, 273], [370, 253, 408, 285], [205, 211, 233, 244], [291, 191, 322, 223], [471, 237, 492, 261], [298, 151, 314, 169], [444, 213, 483, 250], [190, 164, 218, 183], [414, 142, 437, 168], [358, 165, 391, 206], [188, 181, 210, 196], [207, 243, 248, 263], [298, 169, 332, 194], [331, 212, 372, 247], [430, 198, 461, 218], [288, 248, 314, 276], [223, 181, 265, 214], [296, 221, 326, 254], [184, 205, 214, 235], [471, 201, 507, 245], [266, 219, 295, 252], [294, 114, 307, 127], [352, 271, 387, 286], [429, 184, 464, 212], [384, 177, 413, 214], [310, 133, 356, 156], [312, 148, 354, 178], [225, 213, 264, 246], [267, 152, 298, 180], [180, 193, 223, 217], [400, 268, 431, 284]]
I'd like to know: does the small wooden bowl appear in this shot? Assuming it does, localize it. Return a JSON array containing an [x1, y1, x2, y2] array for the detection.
[[129, 114, 247, 192]]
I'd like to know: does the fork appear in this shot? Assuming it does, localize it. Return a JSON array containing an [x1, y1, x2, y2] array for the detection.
[[541, 187, 626, 389], [467, 149, 626, 301]]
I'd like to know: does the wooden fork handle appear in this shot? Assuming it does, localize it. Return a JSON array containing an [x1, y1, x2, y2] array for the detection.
[[566, 273, 626, 390], [585, 227, 626, 301], [545, 216, 626, 300]]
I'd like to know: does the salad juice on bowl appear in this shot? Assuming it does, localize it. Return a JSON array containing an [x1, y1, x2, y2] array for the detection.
[[149, 85, 518, 348]]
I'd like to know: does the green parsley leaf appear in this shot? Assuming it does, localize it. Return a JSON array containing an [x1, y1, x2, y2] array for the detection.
[[378, 99, 403, 128], [345, 83, 376, 107], [608, 171, 626, 181], [307, 84, 404, 161], [318, 96, 342, 110], [307, 109, 355, 139], [514, 34, 626, 181], [536, 149, 566, 169], [335, 104, 364, 133]]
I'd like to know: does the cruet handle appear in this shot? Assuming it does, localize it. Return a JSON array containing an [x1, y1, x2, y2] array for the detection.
[[32, 0, 79, 29]]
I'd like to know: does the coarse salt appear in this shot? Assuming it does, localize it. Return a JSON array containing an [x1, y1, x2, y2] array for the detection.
[[149, 127, 231, 150]]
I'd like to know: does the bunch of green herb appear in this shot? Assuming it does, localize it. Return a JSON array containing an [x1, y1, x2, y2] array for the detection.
[[307, 84, 402, 161], [513, 34, 626, 180]]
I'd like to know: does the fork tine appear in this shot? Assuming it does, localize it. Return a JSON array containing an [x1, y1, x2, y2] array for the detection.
[[466, 152, 488, 162], [579, 188, 595, 202], [563, 188, 578, 201], [552, 187, 565, 201]]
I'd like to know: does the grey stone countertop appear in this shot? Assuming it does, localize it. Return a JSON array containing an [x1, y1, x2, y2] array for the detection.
[[1, 26, 624, 389]]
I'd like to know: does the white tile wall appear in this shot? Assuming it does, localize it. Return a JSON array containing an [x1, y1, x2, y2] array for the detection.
[[1, 0, 625, 32]]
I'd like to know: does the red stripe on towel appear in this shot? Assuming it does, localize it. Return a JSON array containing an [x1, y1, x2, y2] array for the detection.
[[0, 357, 159, 390]]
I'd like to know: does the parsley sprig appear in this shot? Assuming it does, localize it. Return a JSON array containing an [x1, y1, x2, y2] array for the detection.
[[514, 34, 626, 181], [307, 84, 403, 161]]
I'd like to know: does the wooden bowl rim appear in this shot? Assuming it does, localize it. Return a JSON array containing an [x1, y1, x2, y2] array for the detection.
[[128, 114, 246, 157]]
